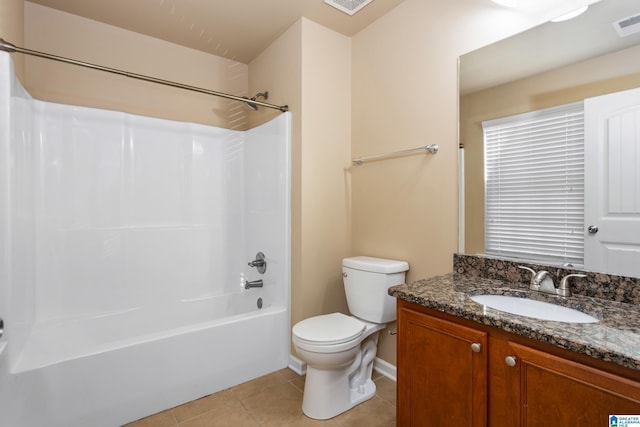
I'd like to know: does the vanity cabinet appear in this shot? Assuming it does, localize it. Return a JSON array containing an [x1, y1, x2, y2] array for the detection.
[[397, 302, 488, 426], [397, 299, 640, 427], [504, 341, 640, 426]]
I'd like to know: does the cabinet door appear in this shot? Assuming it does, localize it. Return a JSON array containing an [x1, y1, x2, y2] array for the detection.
[[397, 306, 488, 427], [505, 341, 640, 426]]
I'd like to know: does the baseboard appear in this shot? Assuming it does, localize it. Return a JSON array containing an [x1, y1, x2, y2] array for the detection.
[[288, 354, 306, 376], [373, 357, 397, 382], [288, 354, 396, 382]]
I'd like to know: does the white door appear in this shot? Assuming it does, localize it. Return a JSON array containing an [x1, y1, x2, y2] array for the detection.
[[584, 87, 640, 277]]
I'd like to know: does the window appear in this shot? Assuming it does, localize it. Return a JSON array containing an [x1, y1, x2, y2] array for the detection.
[[483, 102, 584, 266]]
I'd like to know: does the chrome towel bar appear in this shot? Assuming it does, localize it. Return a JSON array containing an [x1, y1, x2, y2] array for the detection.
[[352, 144, 438, 165]]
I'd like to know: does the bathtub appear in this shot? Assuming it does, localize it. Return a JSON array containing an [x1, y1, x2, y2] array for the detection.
[[5, 292, 289, 427], [0, 52, 292, 427]]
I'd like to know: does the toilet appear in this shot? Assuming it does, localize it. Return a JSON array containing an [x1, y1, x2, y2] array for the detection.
[[292, 256, 409, 420]]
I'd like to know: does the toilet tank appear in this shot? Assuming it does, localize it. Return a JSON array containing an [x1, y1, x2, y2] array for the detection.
[[342, 256, 409, 323]]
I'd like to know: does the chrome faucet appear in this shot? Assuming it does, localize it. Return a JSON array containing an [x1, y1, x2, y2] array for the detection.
[[532, 270, 556, 293], [245, 279, 263, 289], [518, 266, 586, 297]]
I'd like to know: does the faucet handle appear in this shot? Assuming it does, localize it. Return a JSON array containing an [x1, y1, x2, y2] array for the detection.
[[518, 265, 536, 280], [248, 252, 267, 274], [518, 265, 536, 275], [518, 265, 540, 289], [559, 274, 586, 296]]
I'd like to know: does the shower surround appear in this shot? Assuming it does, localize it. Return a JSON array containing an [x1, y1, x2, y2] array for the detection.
[[0, 52, 291, 427]]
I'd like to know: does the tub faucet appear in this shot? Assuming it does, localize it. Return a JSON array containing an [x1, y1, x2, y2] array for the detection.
[[245, 279, 263, 289]]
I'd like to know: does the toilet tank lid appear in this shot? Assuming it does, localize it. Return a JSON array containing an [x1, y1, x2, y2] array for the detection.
[[343, 256, 409, 274]]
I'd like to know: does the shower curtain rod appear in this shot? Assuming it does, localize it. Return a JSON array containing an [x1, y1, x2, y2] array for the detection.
[[0, 38, 289, 113]]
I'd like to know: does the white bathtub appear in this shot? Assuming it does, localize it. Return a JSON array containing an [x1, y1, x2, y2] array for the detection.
[[0, 52, 292, 427], [4, 292, 289, 427]]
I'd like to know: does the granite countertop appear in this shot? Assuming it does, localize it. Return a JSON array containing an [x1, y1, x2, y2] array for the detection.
[[389, 272, 640, 371]]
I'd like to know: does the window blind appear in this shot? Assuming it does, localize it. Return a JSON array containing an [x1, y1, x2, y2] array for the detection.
[[483, 102, 584, 266]]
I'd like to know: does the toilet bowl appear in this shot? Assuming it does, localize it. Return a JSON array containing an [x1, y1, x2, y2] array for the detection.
[[292, 256, 409, 420]]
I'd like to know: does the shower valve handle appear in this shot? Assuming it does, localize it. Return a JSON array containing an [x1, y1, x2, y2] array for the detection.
[[248, 252, 267, 274]]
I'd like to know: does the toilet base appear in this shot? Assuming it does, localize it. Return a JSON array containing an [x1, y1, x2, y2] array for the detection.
[[301, 366, 378, 420], [300, 328, 383, 420], [348, 377, 377, 407]]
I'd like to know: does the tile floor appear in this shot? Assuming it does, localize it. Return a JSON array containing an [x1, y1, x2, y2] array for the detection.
[[123, 368, 396, 427]]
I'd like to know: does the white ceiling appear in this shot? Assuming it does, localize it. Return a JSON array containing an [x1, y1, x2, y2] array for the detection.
[[25, 0, 636, 91], [460, 0, 640, 94], [27, 0, 406, 64]]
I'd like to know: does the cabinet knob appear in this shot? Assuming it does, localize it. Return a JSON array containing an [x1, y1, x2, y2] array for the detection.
[[471, 343, 482, 353], [505, 356, 517, 367]]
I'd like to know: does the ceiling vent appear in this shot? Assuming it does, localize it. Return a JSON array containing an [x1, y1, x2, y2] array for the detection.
[[324, 0, 374, 15], [613, 13, 640, 38]]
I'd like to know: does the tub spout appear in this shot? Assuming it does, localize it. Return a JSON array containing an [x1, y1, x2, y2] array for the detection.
[[245, 279, 263, 289]]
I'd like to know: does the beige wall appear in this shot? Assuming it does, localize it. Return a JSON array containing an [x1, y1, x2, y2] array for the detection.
[[350, 0, 571, 364], [250, 19, 352, 342], [298, 19, 352, 321], [23, 2, 249, 129], [0, 0, 24, 80], [461, 44, 640, 254], [248, 21, 303, 338]]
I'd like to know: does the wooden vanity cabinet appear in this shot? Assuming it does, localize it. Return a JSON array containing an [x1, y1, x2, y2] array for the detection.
[[397, 299, 640, 427], [397, 301, 488, 426], [504, 341, 640, 426]]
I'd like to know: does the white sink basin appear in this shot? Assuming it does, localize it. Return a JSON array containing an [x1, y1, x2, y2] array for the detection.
[[470, 294, 599, 323]]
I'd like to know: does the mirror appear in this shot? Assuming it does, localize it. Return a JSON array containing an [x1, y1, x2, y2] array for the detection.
[[459, 0, 640, 275]]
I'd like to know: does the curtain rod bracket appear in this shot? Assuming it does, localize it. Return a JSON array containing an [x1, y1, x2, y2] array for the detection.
[[0, 38, 16, 53]]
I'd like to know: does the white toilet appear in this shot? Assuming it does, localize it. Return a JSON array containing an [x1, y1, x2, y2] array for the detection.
[[292, 256, 409, 420]]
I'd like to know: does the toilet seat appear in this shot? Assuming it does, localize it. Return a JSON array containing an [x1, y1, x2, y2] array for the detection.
[[293, 313, 365, 346]]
